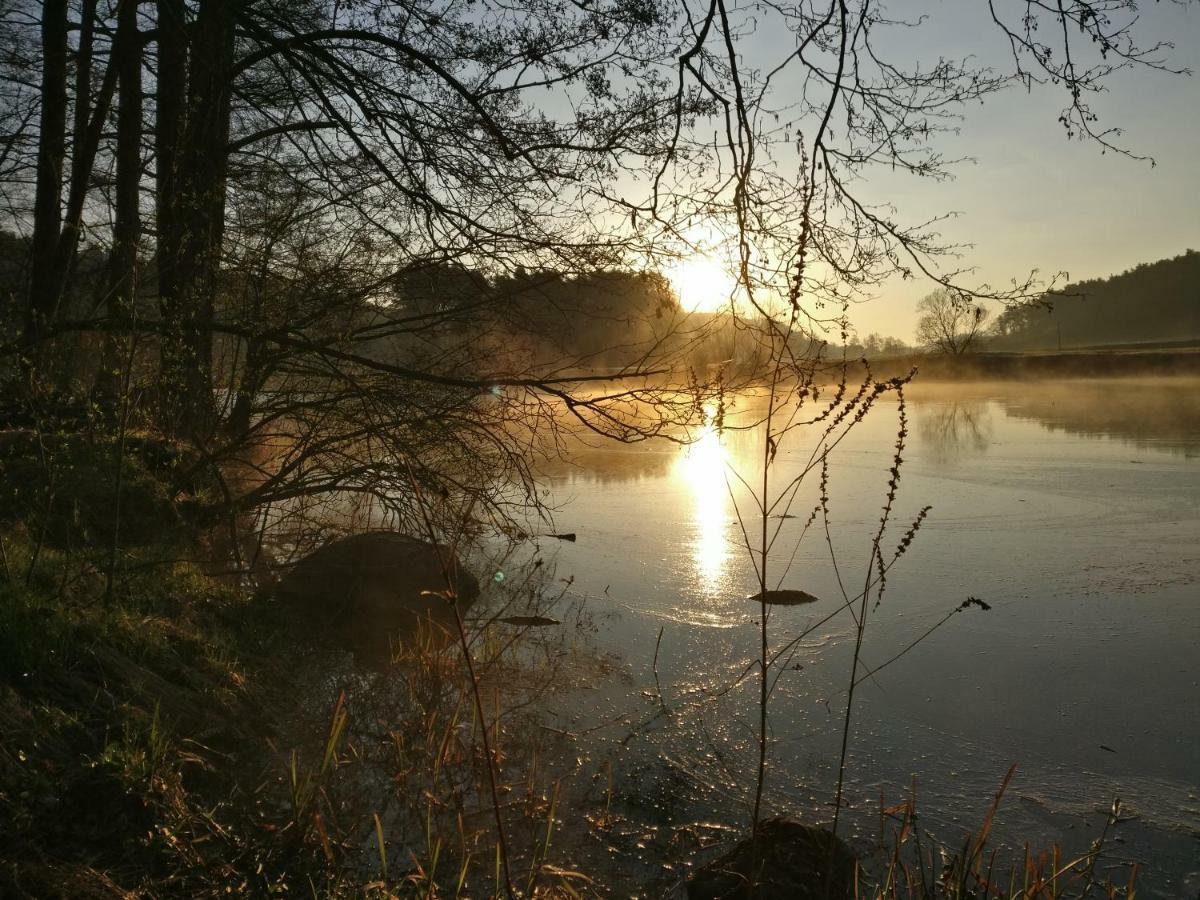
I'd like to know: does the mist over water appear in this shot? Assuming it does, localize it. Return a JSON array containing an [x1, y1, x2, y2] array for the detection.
[[534, 378, 1200, 896]]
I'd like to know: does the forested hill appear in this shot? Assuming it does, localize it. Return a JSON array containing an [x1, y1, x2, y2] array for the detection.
[[990, 250, 1200, 350]]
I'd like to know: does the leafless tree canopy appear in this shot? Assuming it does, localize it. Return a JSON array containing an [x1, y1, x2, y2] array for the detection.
[[915, 288, 990, 356], [0, 0, 1188, 536]]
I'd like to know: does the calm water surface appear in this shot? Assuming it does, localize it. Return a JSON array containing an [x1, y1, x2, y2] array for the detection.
[[533, 378, 1199, 895]]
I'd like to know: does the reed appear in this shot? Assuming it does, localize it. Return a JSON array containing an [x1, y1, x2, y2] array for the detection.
[[865, 772, 1134, 900]]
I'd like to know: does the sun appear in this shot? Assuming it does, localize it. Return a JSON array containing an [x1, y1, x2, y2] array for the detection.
[[666, 254, 738, 314]]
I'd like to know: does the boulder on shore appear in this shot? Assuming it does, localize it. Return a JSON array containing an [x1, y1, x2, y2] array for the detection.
[[687, 818, 856, 900], [276, 532, 480, 659]]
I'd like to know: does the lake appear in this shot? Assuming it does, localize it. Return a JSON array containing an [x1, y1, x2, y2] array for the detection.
[[528, 377, 1200, 896]]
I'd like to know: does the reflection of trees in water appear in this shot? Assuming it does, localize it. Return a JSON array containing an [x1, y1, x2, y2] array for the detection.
[[538, 447, 677, 484], [540, 413, 764, 485], [1002, 380, 1200, 458], [917, 400, 993, 461], [545, 380, 1200, 481]]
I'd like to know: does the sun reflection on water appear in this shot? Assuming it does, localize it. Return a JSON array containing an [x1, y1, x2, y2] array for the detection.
[[676, 408, 731, 594]]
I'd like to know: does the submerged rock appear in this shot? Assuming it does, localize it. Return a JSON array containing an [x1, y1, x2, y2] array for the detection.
[[687, 818, 856, 900], [276, 532, 480, 659]]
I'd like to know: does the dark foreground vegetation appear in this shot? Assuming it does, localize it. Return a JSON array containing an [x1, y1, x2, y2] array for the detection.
[[0, 426, 335, 896], [0, 424, 614, 897]]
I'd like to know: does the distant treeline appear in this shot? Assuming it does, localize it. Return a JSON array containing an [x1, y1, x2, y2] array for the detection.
[[376, 264, 684, 370], [990, 250, 1200, 350], [368, 263, 768, 374]]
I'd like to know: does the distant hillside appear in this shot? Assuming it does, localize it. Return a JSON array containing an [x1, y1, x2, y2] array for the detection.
[[990, 250, 1200, 350]]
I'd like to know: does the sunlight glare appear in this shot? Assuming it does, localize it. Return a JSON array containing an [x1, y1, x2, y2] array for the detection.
[[676, 406, 731, 594], [666, 254, 738, 314]]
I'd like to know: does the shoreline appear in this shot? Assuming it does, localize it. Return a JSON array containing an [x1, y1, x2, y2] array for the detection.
[[853, 347, 1200, 382]]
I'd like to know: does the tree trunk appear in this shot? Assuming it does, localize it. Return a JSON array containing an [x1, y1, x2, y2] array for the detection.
[[59, 0, 100, 285], [158, 0, 234, 439], [94, 0, 144, 408], [52, 14, 118, 314], [228, 335, 266, 438], [155, 0, 186, 320], [25, 0, 117, 389], [72, 1, 97, 167], [25, 0, 68, 363]]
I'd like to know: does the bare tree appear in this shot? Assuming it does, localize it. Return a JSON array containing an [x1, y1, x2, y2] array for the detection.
[[915, 288, 991, 355]]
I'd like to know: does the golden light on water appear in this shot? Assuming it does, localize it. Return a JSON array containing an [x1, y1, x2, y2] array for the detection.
[[676, 407, 730, 592], [665, 253, 737, 314]]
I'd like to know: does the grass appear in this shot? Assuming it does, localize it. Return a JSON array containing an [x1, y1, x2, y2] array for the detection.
[[0, 519, 597, 895], [860, 771, 1138, 900], [0, 527, 316, 896]]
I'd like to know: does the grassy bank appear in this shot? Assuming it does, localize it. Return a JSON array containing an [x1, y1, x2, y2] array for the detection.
[[0, 430, 603, 897], [0, 523, 339, 897], [0, 423, 365, 896]]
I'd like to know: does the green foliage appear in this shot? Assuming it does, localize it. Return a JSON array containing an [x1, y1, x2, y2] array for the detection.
[[0, 431, 183, 551], [0, 580, 72, 681], [98, 703, 173, 789], [0, 528, 242, 686], [0, 525, 304, 896]]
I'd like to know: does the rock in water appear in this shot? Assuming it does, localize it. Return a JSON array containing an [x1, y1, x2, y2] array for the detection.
[[277, 532, 480, 659], [688, 818, 856, 900], [747, 589, 821, 606]]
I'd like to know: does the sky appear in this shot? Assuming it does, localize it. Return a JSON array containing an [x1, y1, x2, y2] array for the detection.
[[823, 1, 1200, 340]]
